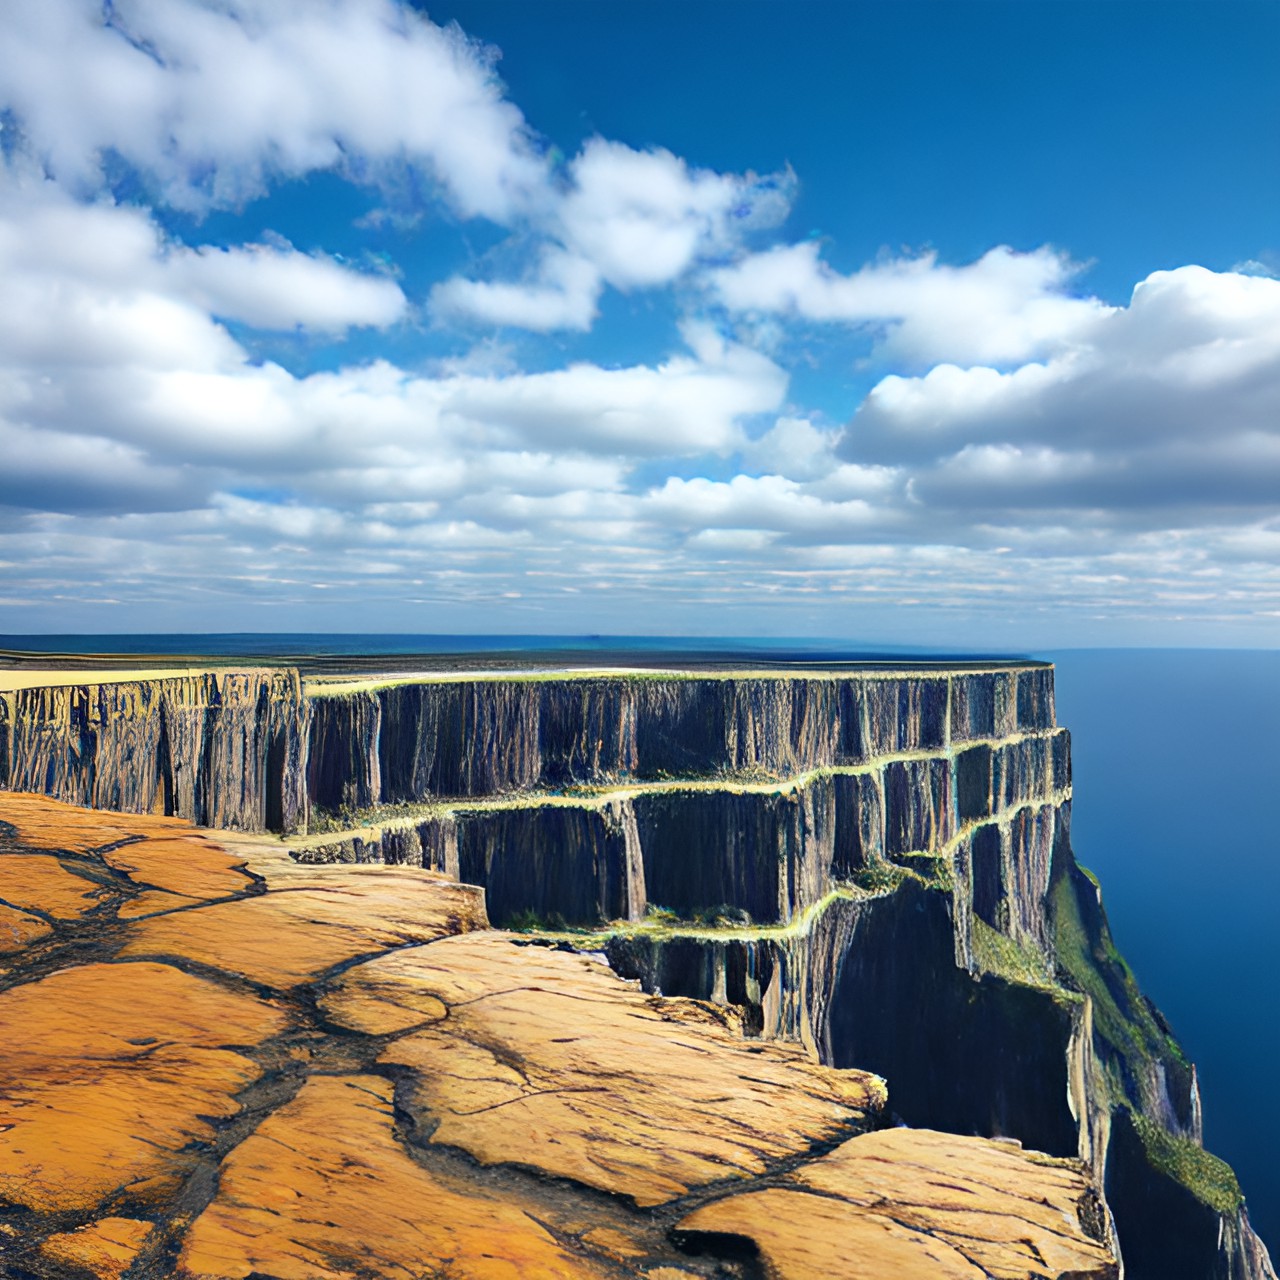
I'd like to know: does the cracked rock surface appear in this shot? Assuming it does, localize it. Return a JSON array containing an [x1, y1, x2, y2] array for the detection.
[[0, 792, 1116, 1280]]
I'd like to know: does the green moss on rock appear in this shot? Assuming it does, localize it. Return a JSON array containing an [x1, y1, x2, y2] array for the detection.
[[1131, 1111, 1243, 1214]]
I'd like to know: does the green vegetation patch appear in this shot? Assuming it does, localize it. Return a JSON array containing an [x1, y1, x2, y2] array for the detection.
[[971, 917, 1056, 990], [1050, 867, 1186, 1075], [1131, 1111, 1243, 1214], [848, 859, 911, 895], [308, 798, 449, 835]]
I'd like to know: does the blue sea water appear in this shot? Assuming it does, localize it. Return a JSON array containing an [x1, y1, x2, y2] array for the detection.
[[1049, 650, 1280, 1250], [3, 636, 1276, 1247]]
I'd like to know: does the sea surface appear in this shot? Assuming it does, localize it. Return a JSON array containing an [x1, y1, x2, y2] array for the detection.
[[3, 636, 1277, 1248], [1049, 649, 1280, 1251]]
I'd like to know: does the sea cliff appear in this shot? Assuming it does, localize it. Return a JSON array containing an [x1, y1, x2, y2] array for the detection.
[[0, 659, 1272, 1280]]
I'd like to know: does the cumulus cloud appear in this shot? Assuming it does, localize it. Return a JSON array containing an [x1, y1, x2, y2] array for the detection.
[[430, 250, 601, 332], [643, 474, 887, 541], [0, 175, 407, 368], [438, 324, 785, 455], [741, 417, 839, 480], [844, 266, 1280, 524], [1, 0, 544, 219], [5, 2, 798, 337], [557, 140, 789, 289], [712, 242, 1110, 366], [432, 144, 795, 330], [168, 242, 407, 332], [0, 169, 788, 517]]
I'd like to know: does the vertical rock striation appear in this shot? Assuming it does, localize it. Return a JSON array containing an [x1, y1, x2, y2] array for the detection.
[[0, 671, 310, 833]]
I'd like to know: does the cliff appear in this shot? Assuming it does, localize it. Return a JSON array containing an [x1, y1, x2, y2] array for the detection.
[[0, 659, 1272, 1279]]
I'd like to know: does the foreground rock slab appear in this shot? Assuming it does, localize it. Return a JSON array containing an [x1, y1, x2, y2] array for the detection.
[[0, 961, 284, 1213], [0, 793, 1116, 1279], [176, 1073, 613, 1280], [330, 936, 884, 1206], [676, 1127, 1117, 1278]]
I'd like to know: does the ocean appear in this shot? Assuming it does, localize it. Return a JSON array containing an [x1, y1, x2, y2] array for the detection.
[[1050, 649, 1280, 1250]]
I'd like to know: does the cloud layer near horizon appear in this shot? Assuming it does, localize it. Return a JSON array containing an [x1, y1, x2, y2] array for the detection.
[[0, 0, 1277, 642]]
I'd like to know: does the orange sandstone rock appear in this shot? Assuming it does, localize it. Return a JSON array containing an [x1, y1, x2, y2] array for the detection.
[[331, 934, 885, 1207], [118, 873, 487, 987], [100, 835, 253, 900], [675, 1127, 1117, 1279], [176, 1073, 613, 1280], [0, 791, 193, 853], [36, 1216, 155, 1279], [115, 888, 205, 919], [0, 793, 1118, 1280], [0, 853, 107, 919], [0, 901, 53, 952], [0, 961, 284, 1212]]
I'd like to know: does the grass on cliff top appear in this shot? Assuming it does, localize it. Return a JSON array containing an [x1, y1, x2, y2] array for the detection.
[[296, 760, 965, 840], [305, 664, 1032, 697], [1131, 1111, 1243, 1214]]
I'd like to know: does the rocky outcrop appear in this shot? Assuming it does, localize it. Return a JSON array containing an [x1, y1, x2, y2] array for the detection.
[[0, 793, 1115, 1280], [308, 667, 1053, 805], [2, 665, 1055, 839], [291, 712, 1069, 929], [606, 800, 1273, 1280], [673, 1126, 1117, 1279]]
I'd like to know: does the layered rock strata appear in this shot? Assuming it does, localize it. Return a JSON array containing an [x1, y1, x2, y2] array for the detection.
[[0, 793, 1113, 1280], [287, 667, 1267, 1280]]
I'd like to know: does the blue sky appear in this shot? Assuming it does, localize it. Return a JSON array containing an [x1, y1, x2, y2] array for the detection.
[[1, 0, 1277, 645]]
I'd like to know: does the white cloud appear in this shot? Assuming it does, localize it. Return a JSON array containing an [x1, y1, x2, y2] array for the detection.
[[847, 266, 1280, 467], [0, 419, 205, 515], [430, 250, 600, 332], [1, 0, 544, 219], [742, 416, 839, 480], [433, 143, 795, 331], [0, 170, 789, 496], [169, 242, 407, 332], [558, 140, 787, 289], [712, 242, 1110, 366], [439, 326, 786, 455], [4, 3, 795, 338], [0, 175, 407, 370], [1, 3, 1277, 642], [643, 474, 886, 539], [836, 266, 1280, 534]]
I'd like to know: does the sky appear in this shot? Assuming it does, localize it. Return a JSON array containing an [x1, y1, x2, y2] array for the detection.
[[1, 0, 1278, 645]]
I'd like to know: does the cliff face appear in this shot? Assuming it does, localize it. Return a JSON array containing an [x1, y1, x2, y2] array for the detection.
[[1, 660, 1273, 1280], [308, 668, 1049, 806], [0, 672, 310, 834], [300, 669, 1067, 932]]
